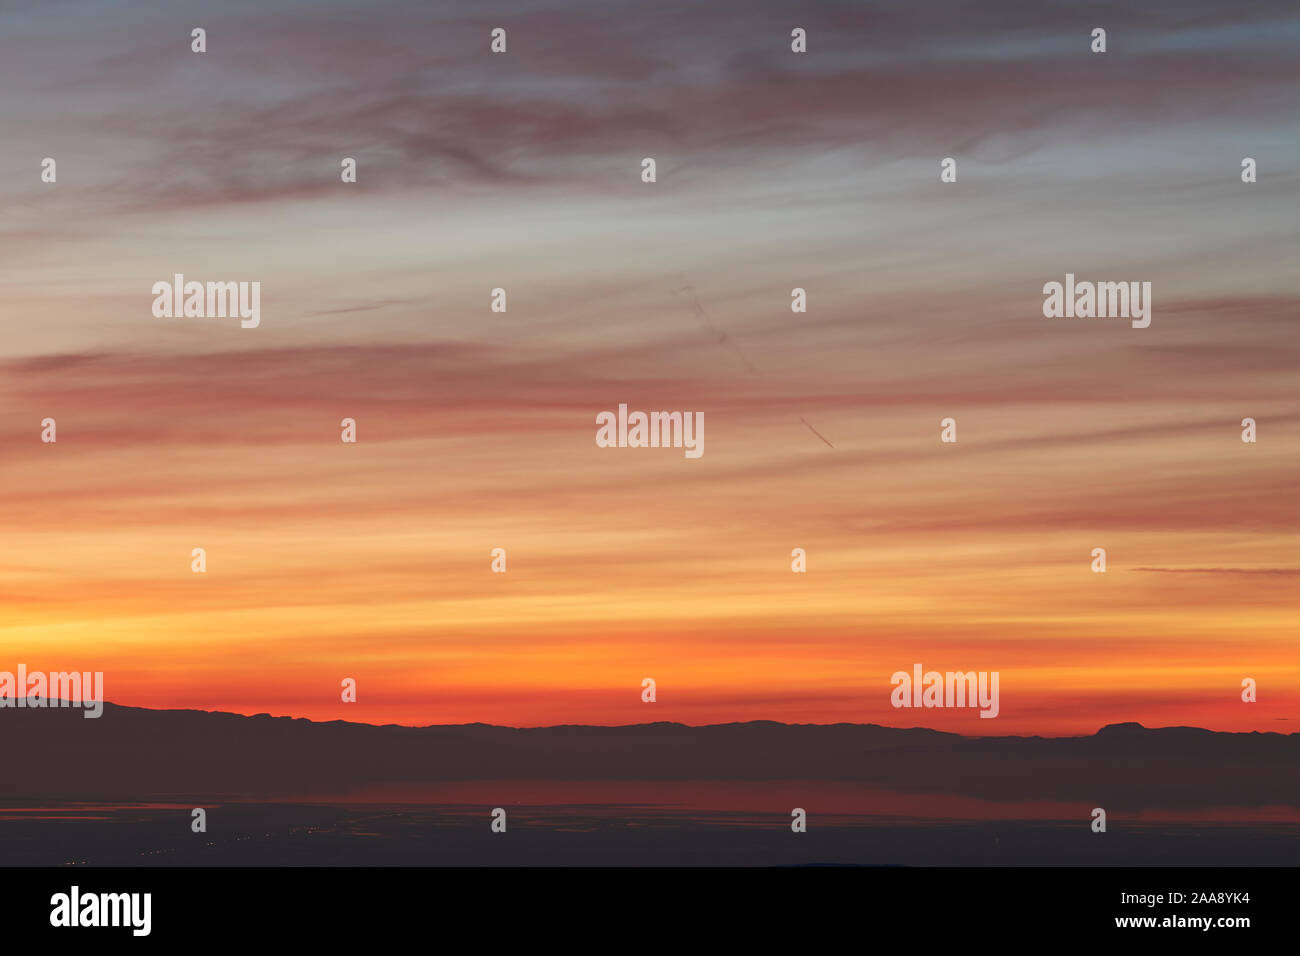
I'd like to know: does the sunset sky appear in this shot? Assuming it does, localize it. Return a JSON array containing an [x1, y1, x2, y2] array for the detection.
[[1, 0, 1297, 735]]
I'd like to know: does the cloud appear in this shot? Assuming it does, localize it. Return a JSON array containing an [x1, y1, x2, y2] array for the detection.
[[5, 0, 1300, 218], [1135, 567, 1300, 575]]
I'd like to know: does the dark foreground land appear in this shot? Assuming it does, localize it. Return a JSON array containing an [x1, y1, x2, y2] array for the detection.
[[4, 801, 1299, 866], [4, 704, 1298, 865]]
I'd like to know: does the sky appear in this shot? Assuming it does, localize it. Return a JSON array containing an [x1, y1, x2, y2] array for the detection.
[[1, 0, 1297, 734]]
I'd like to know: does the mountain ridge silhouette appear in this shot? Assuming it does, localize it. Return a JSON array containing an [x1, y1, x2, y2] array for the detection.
[[8, 699, 1296, 737], [4, 702, 1297, 809]]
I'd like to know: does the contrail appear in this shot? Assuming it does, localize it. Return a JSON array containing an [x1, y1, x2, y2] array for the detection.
[[799, 417, 834, 448], [675, 278, 831, 448], [672, 281, 757, 373]]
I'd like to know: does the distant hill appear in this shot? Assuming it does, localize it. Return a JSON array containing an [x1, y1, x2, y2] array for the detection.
[[4, 702, 1297, 807]]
